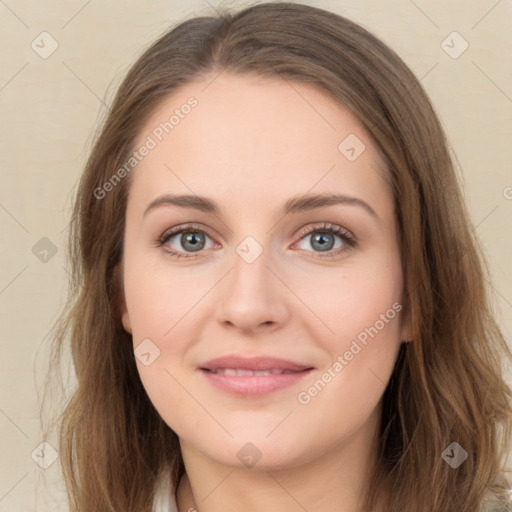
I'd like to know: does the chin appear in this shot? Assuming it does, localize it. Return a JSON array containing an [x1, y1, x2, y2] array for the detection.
[[186, 428, 313, 471]]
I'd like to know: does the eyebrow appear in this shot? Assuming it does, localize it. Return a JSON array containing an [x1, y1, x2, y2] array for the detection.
[[143, 193, 379, 220]]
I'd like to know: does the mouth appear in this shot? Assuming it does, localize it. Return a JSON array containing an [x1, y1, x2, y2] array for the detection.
[[198, 355, 315, 397], [201, 368, 306, 376]]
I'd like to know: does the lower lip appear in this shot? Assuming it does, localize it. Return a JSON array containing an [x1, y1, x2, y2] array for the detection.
[[199, 369, 314, 397]]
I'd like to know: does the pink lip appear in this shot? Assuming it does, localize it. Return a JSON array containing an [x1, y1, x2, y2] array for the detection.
[[199, 355, 315, 397], [200, 355, 312, 372]]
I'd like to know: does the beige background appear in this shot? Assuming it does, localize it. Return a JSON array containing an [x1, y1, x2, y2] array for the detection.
[[1, 0, 511, 509]]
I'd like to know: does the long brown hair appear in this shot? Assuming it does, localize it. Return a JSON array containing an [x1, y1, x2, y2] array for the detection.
[[43, 2, 512, 511]]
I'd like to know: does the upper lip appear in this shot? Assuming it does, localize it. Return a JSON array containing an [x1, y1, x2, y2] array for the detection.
[[199, 355, 314, 372]]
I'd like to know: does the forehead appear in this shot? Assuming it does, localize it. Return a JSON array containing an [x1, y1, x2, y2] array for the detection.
[[129, 72, 390, 217]]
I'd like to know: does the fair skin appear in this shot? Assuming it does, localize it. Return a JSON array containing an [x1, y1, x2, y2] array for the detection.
[[119, 72, 411, 512]]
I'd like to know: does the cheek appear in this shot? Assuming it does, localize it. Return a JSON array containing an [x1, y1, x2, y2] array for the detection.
[[123, 255, 207, 341], [294, 251, 403, 344], [294, 250, 403, 410], [125, 265, 199, 427], [124, 257, 212, 407], [294, 308, 403, 446]]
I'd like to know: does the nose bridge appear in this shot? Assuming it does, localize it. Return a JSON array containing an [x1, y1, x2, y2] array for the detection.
[[230, 233, 274, 299], [214, 231, 289, 330]]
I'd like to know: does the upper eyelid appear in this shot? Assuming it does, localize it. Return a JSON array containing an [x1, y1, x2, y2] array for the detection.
[[159, 222, 216, 241]]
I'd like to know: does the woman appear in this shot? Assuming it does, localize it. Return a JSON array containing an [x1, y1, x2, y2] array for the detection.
[[45, 2, 512, 511]]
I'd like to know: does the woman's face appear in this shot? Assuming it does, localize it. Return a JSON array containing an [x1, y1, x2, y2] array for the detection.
[[119, 72, 410, 470]]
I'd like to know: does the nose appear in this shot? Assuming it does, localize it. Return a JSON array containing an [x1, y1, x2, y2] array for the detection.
[[214, 239, 291, 333]]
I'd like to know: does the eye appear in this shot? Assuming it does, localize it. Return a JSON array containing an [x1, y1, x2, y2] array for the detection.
[[292, 222, 356, 259], [156, 223, 217, 259]]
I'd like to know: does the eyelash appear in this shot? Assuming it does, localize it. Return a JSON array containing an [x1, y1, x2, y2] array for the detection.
[[155, 222, 356, 260]]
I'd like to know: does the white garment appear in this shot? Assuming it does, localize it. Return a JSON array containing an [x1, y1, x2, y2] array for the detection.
[[153, 471, 179, 512]]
